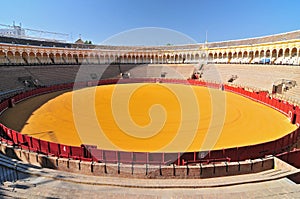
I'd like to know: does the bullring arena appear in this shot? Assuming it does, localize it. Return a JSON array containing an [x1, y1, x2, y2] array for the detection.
[[18, 83, 297, 152], [0, 29, 300, 198]]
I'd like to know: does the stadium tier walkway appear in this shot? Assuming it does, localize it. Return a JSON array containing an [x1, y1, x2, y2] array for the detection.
[[202, 64, 300, 92], [0, 153, 300, 198]]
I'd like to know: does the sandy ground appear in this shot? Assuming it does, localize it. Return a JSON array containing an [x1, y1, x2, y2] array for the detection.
[[5, 83, 297, 152]]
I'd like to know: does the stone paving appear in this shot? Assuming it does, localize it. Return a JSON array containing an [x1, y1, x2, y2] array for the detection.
[[0, 175, 300, 198], [1, 154, 300, 198]]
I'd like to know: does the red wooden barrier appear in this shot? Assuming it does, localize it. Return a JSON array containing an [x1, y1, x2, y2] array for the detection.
[[0, 79, 300, 165], [133, 152, 148, 164], [11, 130, 18, 145], [40, 140, 49, 154], [103, 150, 118, 163], [48, 142, 60, 156], [119, 151, 133, 164], [148, 153, 163, 165], [70, 146, 84, 159], [59, 144, 71, 158], [90, 148, 103, 162], [31, 138, 40, 152]]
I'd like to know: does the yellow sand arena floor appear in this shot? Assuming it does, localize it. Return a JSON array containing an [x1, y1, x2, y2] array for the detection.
[[21, 83, 297, 152]]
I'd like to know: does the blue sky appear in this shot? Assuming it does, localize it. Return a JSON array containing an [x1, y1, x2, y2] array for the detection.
[[0, 0, 299, 45]]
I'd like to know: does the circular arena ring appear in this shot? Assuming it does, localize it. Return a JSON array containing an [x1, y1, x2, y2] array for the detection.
[[0, 78, 299, 178]]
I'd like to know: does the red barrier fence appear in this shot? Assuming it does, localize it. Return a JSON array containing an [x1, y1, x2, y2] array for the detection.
[[0, 78, 299, 166], [277, 149, 300, 168]]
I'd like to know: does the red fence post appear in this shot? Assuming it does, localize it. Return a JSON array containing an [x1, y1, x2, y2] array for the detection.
[[146, 152, 149, 165], [177, 152, 181, 165]]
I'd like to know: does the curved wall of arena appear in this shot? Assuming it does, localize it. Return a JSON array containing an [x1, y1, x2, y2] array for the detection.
[[0, 30, 300, 66]]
